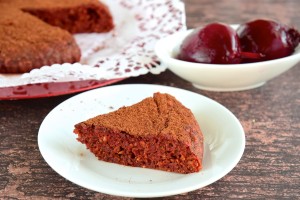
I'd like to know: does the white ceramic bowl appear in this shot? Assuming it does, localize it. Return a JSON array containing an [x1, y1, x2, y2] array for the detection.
[[155, 27, 300, 91]]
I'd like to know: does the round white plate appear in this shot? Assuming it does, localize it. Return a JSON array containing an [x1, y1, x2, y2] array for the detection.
[[38, 84, 245, 198]]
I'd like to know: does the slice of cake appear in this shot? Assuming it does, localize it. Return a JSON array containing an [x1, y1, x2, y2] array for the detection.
[[74, 93, 204, 174]]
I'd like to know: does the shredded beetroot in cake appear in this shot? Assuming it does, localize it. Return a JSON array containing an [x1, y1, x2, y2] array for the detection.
[[74, 93, 204, 174]]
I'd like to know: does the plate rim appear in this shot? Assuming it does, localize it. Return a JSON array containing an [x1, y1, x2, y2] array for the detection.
[[0, 78, 124, 100], [38, 84, 245, 198]]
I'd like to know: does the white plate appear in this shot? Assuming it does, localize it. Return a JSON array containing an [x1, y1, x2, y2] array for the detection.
[[38, 84, 245, 198]]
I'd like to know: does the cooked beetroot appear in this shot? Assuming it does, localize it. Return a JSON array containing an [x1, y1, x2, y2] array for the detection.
[[237, 19, 300, 62], [177, 19, 300, 64], [177, 22, 243, 64]]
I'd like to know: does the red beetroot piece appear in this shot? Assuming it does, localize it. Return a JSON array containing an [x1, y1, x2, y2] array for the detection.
[[237, 19, 300, 63], [177, 22, 243, 64]]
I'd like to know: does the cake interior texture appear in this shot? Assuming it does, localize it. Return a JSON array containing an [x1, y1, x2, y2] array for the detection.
[[74, 93, 204, 174]]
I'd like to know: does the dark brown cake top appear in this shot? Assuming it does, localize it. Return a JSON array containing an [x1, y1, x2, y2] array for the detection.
[[82, 93, 203, 146]]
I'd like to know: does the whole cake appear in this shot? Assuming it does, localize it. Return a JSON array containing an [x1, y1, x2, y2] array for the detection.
[[74, 93, 204, 174], [0, 0, 114, 73]]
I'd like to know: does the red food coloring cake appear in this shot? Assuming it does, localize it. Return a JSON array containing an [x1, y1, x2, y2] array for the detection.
[[74, 93, 204, 174]]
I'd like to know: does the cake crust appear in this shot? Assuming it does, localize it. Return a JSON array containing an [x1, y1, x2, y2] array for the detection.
[[74, 93, 204, 174]]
